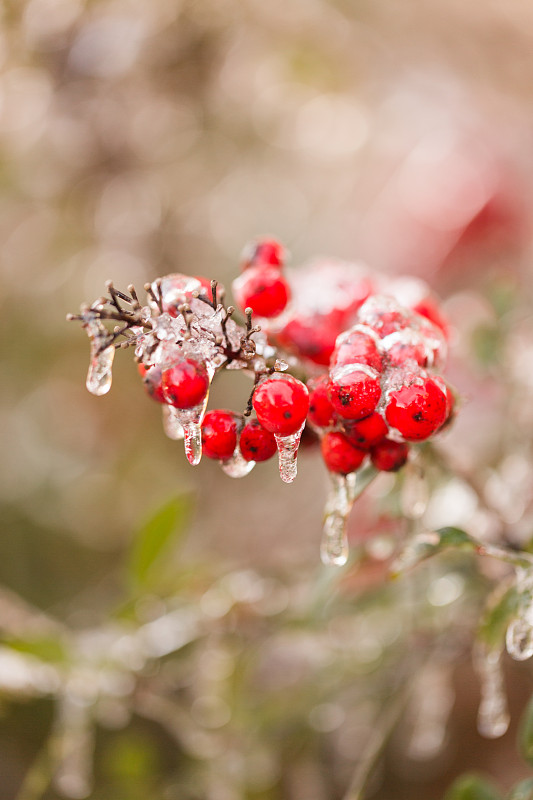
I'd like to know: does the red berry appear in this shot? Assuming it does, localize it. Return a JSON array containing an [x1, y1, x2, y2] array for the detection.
[[233, 266, 290, 318], [252, 373, 309, 436], [201, 409, 240, 460], [158, 274, 215, 317], [327, 366, 381, 421], [307, 375, 337, 429], [277, 318, 338, 366], [384, 336, 428, 368], [331, 328, 383, 372], [344, 412, 388, 449], [321, 432, 366, 475], [161, 357, 210, 409], [239, 419, 277, 462], [412, 296, 449, 339], [385, 376, 447, 441], [358, 296, 413, 338], [370, 439, 409, 472], [138, 363, 166, 403], [241, 238, 286, 271]]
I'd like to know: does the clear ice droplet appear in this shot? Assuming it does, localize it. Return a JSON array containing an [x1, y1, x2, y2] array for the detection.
[[86, 345, 115, 396], [221, 443, 255, 478], [320, 474, 351, 567], [162, 405, 184, 440], [172, 392, 209, 466], [274, 423, 305, 484], [476, 647, 510, 738]]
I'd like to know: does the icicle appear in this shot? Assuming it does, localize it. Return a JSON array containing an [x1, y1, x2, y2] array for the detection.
[[162, 405, 184, 440], [406, 664, 454, 760], [320, 474, 351, 567], [401, 463, 428, 519], [171, 391, 210, 466], [475, 646, 510, 738], [221, 442, 255, 478], [506, 568, 533, 661], [274, 422, 305, 484], [86, 345, 114, 396]]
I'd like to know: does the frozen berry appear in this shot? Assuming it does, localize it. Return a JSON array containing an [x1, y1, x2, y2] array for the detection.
[[358, 296, 413, 338], [307, 375, 337, 429], [385, 376, 447, 441], [201, 410, 240, 460], [370, 439, 409, 472], [138, 363, 166, 403], [412, 296, 449, 339], [241, 237, 286, 271], [344, 412, 388, 449], [233, 266, 290, 318], [157, 274, 215, 317], [384, 335, 429, 368], [327, 366, 381, 421], [239, 419, 277, 462], [331, 328, 383, 372], [253, 373, 309, 436], [161, 357, 210, 409], [321, 432, 366, 475]]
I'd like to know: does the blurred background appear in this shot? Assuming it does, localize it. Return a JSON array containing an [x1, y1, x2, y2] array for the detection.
[[2, 0, 533, 798]]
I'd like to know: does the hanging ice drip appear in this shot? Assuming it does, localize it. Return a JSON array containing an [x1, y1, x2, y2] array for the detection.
[[474, 644, 510, 738], [82, 311, 115, 396], [321, 473, 352, 566]]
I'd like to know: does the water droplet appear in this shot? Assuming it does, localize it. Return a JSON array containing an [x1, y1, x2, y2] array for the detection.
[[475, 647, 510, 738], [274, 422, 305, 484], [220, 443, 255, 478], [162, 405, 184, 440], [320, 474, 351, 566], [402, 464, 428, 519], [506, 617, 533, 661], [86, 345, 114, 396]]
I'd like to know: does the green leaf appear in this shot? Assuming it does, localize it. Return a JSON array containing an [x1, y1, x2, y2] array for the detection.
[[478, 584, 520, 650], [444, 773, 503, 800], [436, 527, 476, 548], [508, 779, 533, 800], [519, 694, 533, 767], [129, 496, 191, 589]]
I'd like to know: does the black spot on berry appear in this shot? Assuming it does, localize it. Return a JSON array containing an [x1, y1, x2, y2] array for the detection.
[[250, 446, 258, 453], [283, 411, 292, 419], [413, 413, 423, 421]]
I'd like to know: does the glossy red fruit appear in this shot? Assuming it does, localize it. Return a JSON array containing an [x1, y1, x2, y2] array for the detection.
[[370, 439, 409, 472], [233, 266, 290, 318], [344, 412, 388, 450], [277, 317, 339, 366], [321, 432, 366, 475], [385, 338, 428, 368], [307, 375, 337, 429], [201, 410, 240, 460], [412, 296, 449, 339], [327, 366, 381, 421], [241, 238, 286, 271], [138, 363, 166, 403], [331, 328, 383, 372], [253, 373, 309, 436], [161, 357, 210, 409], [385, 376, 447, 441], [239, 419, 278, 462]]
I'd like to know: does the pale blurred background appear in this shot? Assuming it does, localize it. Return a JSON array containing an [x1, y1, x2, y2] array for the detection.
[[2, 1, 533, 798]]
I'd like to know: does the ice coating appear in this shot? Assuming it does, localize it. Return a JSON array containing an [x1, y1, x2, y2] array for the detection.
[[274, 422, 305, 484], [162, 405, 184, 440], [475, 646, 510, 738], [320, 473, 351, 566], [172, 391, 210, 466], [506, 568, 533, 661], [220, 443, 256, 478]]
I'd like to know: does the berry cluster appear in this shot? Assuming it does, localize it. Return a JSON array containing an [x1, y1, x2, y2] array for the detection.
[[69, 237, 456, 565]]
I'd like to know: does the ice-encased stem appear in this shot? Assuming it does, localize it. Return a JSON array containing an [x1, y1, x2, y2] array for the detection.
[[274, 422, 305, 484], [320, 474, 351, 567], [475, 645, 510, 738]]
